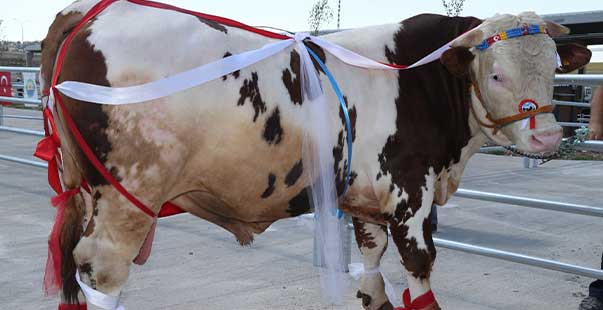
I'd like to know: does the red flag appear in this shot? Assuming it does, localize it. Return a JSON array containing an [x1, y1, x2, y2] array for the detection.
[[0, 72, 12, 106]]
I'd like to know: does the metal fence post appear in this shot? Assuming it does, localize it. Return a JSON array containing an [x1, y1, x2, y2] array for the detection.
[[313, 214, 352, 272], [0, 104, 4, 126]]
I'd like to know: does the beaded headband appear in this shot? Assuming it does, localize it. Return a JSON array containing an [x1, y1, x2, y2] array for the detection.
[[475, 24, 548, 50]]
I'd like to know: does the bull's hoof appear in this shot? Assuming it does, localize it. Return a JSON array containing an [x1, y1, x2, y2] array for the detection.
[[377, 300, 394, 310], [580, 296, 603, 310], [357, 290, 393, 310]]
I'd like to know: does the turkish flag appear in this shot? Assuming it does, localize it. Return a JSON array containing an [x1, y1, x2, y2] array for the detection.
[[0, 71, 12, 106]]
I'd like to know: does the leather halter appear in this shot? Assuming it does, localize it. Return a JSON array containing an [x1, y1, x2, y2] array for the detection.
[[469, 79, 554, 135]]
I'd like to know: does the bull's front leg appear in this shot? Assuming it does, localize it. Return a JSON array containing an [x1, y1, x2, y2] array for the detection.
[[388, 170, 441, 310], [352, 218, 393, 310]]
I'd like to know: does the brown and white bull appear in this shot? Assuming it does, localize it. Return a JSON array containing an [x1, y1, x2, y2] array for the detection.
[[40, 0, 591, 309]]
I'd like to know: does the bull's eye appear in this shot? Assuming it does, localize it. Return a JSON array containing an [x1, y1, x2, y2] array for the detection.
[[492, 75, 500, 81]]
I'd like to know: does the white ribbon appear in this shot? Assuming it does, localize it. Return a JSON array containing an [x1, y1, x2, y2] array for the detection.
[[75, 271, 125, 310], [56, 39, 295, 104], [54, 33, 452, 105]]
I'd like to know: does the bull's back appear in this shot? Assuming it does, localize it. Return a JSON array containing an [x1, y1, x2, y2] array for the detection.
[[46, 1, 313, 220]]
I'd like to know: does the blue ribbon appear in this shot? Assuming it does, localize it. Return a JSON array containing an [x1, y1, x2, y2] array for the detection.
[[305, 46, 353, 219]]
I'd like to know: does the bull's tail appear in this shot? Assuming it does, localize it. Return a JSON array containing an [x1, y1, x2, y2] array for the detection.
[[40, 6, 89, 303], [60, 192, 86, 303], [44, 185, 86, 304]]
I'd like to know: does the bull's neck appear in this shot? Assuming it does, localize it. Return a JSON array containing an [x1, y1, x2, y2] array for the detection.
[[320, 15, 485, 171]]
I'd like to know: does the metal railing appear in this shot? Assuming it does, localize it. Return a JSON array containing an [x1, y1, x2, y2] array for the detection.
[[555, 74, 603, 87], [455, 189, 603, 218], [434, 238, 603, 280]]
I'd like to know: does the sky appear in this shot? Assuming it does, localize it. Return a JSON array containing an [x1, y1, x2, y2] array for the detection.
[[0, 0, 601, 61]]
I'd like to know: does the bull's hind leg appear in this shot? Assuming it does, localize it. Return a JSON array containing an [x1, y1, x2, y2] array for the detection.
[[72, 186, 156, 307], [388, 170, 440, 310], [353, 218, 393, 310]]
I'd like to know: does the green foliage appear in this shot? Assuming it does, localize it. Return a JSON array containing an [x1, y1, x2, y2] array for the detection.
[[308, 0, 334, 35], [557, 127, 590, 159]]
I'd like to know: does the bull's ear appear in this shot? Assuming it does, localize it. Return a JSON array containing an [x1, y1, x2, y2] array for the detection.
[[556, 43, 592, 73], [441, 47, 475, 77], [545, 21, 570, 38]]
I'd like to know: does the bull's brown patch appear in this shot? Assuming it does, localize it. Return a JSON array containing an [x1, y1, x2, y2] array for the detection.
[[237, 72, 267, 122], [286, 187, 311, 216], [222, 52, 240, 81], [40, 11, 83, 89], [58, 27, 113, 187], [333, 97, 358, 195], [389, 220, 432, 279], [282, 51, 302, 105], [263, 107, 283, 145], [284, 160, 303, 187], [356, 290, 373, 307], [352, 218, 378, 250], [260, 173, 277, 198], [281, 42, 326, 106], [197, 16, 228, 34]]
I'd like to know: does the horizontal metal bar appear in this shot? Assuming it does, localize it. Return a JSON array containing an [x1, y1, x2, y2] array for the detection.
[[0, 154, 47, 169], [0, 96, 41, 105], [558, 122, 588, 127], [576, 140, 603, 152], [455, 189, 603, 217], [1, 115, 43, 120], [434, 238, 603, 280], [552, 99, 590, 108], [555, 74, 603, 86], [0, 66, 40, 73], [0, 126, 44, 137], [479, 146, 506, 153]]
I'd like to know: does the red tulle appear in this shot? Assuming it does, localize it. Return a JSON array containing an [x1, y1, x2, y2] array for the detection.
[[43, 189, 80, 296], [394, 288, 438, 310]]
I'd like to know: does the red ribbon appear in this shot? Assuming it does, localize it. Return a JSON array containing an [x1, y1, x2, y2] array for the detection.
[[35, 135, 63, 194], [58, 303, 88, 310], [394, 289, 438, 310], [44, 189, 81, 295]]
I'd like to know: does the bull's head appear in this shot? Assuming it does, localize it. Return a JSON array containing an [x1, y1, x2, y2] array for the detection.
[[441, 12, 591, 153]]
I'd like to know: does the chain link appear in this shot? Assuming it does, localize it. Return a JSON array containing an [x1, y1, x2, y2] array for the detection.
[[502, 146, 559, 160]]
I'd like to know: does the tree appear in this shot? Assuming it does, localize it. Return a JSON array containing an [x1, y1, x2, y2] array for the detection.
[[336, 0, 341, 29], [308, 0, 334, 35], [442, 0, 466, 17]]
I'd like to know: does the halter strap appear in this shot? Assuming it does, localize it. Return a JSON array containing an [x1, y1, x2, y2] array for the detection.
[[475, 24, 548, 50], [470, 81, 554, 135]]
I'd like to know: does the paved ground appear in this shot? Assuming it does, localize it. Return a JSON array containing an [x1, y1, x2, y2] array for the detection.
[[0, 107, 602, 310]]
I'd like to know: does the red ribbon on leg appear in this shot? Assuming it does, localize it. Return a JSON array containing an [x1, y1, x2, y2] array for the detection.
[[395, 288, 439, 310], [58, 303, 87, 310]]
